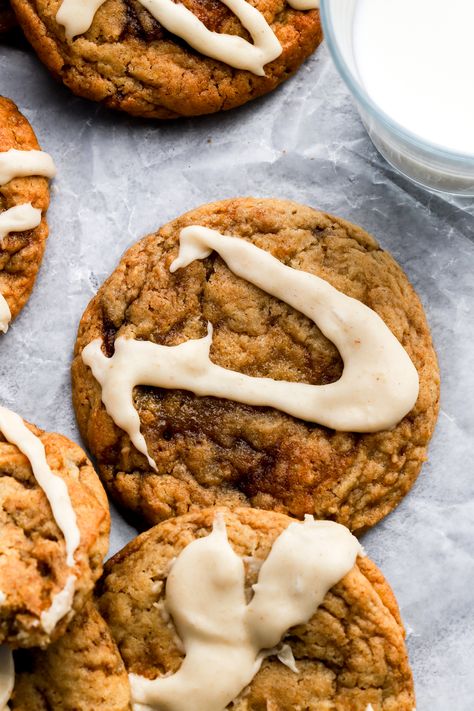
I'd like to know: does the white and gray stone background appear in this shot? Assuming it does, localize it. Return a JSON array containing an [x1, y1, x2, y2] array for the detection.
[[1, 32, 474, 710]]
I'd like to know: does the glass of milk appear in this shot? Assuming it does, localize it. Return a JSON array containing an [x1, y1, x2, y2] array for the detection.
[[320, 0, 474, 195]]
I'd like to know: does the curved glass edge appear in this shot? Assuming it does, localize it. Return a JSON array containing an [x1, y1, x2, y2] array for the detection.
[[320, 0, 474, 166]]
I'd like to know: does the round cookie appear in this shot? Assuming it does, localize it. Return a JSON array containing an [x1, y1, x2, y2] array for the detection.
[[0, 416, 110, 648], [0, 0, 16, 32], [9, 601, 131, 710], [72, 197, 440, 533], [0, 97, 52, 331], [97, 507, 415, 711], [10, 0, 322, 118]]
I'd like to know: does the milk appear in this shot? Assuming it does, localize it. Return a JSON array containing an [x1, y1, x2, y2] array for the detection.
[[353, 0, 474, 155]]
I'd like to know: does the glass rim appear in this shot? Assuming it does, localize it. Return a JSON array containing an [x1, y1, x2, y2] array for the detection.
[[320, 0, 474, 165]]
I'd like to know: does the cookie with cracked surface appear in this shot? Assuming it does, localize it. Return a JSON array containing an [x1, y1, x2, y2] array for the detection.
[[72, 197, 440, 533], [0, 96, 52, 331], [0, 0, 16, 31], [10, 0, 322, 118], [9, 600, 131, 710], [97, 507, 415, 711], [0, 416, 110, 649]]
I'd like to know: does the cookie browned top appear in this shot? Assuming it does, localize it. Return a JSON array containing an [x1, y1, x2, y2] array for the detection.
[[0, 0, 16, 32], [0, 96, 51, 329], [97, 508, 415, 711], [10, 601, 131, 710], [10, 0, 322, 118], [0, 421, 110, 648], [72, 197, 440, 533]]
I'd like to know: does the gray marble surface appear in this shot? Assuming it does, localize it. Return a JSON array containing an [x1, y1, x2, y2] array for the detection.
[[1, 32, 474, 710]]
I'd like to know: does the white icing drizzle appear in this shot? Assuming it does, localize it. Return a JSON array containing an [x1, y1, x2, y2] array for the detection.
[[276, 643, 298, 673], [288, 0, 319, 8], [0, 297, 11, 335], [56, 0, 111, 38], [57, 0, 281, 74], [0, 407, 80, 631], [0, 202, 41, 334], [82, 225, 419, 470], [0, 203, 42, 241], [0, 646, 14, 711], [56, 0, 319, 74], [40, 574, 77, 634], [129, 514, 361, 711], [0, 149, 56, 186], [0, 148, 55, 334]]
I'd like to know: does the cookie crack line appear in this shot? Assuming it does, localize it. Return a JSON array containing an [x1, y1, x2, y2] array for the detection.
[[82, 225, 419, 470], [56, 0, 319, 75]]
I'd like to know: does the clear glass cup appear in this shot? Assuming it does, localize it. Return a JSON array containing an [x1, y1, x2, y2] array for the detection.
[[320, 0, 474, 196]]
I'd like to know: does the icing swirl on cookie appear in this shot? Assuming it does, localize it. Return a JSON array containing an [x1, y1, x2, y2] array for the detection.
[[82, 225, 419, 471], [0, 298, 11, 336], [56, 0, 319, 75], [0, 407, 80, 634], [0, 148, 56, 333], [0, 149, 56, 186], [129, 514, 361, 711], [0, 203, 42, 242]]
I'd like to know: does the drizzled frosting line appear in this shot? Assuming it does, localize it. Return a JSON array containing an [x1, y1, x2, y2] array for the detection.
[[0, 298, 11, 335], [0, 407, 80, 631], [0, 203, 41, 241], [57, 0, 282, 74], [40, 574, 77, 634], [82, 225, 419, 470], [56, 0, 113, 38], [129, 515, 361, 711], [56, 0, 319, 74], [288, 0, 319, 10], [0, 407, 80, 568], [0, 149, 56, 185], [0, 202, 42, 332], [0, 147, 55, 333]]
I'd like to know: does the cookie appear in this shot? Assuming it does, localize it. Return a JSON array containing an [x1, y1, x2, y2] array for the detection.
[[72, 197, 440, 533], [97, 507, 415, 711], [10, 0, 322, 118], [7, 601, 131, 710], [0, 0, 15, 32], [0, 406, 110, 648], [0, 96, 55, 334]]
